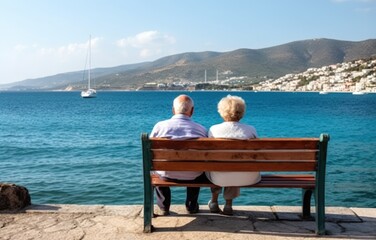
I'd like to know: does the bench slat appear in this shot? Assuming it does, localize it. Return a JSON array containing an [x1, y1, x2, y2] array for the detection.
[[151, 174, 315, 188], [152, 161, 317, 171], [151, 138, 319, 150], [152, 149, 318, 161]]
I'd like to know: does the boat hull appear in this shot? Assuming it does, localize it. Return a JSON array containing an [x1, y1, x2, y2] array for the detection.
[[81, 89, 97, 98]]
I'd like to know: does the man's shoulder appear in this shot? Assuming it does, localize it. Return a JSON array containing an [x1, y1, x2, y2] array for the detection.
[[154, 118, 172, 125], [191, 120, 206, 128]]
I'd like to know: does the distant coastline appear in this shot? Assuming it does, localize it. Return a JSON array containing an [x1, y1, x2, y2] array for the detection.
[[1, 89, 375, 94], [73, 57, 376, 93], [1, 39, 375, 92]]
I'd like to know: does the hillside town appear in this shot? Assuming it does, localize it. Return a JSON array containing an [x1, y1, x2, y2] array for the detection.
[[253, 57, 376, 93], [137, 57, 376, 93]]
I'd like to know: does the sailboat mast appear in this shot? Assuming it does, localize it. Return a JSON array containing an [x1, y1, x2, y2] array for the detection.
[[88, 35, 91, 89], [81, 34, 96, 98]]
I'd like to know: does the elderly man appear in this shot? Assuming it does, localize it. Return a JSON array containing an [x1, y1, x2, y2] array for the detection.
[[150, 94, 207, 215]]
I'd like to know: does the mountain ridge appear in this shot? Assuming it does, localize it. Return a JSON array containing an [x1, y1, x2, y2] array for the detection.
[[2, 38, 376, 91]]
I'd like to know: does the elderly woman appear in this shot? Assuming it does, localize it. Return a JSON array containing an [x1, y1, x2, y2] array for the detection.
[[206, 95, 261, 215]]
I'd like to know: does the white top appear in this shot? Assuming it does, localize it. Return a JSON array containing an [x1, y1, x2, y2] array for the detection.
[[206, 121, 261, 186]]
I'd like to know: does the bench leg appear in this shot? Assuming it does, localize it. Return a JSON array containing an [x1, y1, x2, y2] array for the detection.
[[315, 188, 326, 235], [143, 185, 154, 233], [302, 189, 312, 219]]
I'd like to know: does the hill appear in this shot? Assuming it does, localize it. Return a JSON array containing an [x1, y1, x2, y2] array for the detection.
[[2, 38, 376, 91]]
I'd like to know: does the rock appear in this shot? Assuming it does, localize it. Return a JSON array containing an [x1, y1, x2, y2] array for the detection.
[[0, 183, 31, 210]]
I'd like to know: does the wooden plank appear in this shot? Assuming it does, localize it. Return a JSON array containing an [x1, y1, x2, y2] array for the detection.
[[260, 175, 315, 181], [152, 161, 317, 171], [152, 149, 318, 161], [151, 174, 315, 188], [151, 173, 314, 180], [151, 138, 319, 150], [151, 182, 315, 188]]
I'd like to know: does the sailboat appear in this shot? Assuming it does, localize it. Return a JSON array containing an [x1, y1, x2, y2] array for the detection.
[[81, 36, 97, 98]]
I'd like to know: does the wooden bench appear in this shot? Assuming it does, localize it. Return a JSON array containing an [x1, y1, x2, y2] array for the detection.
[[141, 133, 330, 235]]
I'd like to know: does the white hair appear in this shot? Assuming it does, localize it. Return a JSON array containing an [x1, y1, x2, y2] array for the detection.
[[173, 95, 194, 114], [217, 95, 246, 121]]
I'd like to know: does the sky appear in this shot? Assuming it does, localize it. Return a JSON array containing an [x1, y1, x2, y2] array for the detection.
[[0, 0, 375, 85]]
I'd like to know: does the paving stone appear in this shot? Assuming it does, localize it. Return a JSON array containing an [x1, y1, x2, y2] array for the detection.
[[234, 206, 276, 220], [24, 204, 61, 213], [351, 207, 376, 222], [0, 215, 14, 228], [1, 205, 375, 240], [271, 206, 303, 220], [325, 206, 361, 222], [103, 205, 142, 217], [339, 222, 376, 237], [25, 204, 105, 214], [323, 222, 344, 236], [272, 206, 362, 223]]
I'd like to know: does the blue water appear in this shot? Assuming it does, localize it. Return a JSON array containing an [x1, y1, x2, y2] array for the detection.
[[1, 91, 375, 207]]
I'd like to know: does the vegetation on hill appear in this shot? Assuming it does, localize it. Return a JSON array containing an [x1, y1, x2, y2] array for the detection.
[[2, 38, 376, 91]]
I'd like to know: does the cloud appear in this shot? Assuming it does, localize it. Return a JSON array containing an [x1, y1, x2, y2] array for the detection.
[[11, 37, 101, 59], [117, 31, 175, 48], [6, 37, 103, 83], [37, 37, 101, 57], [4, 33, 174, 84], [13, 44, 28, 52], [116, 31, 176, 58]]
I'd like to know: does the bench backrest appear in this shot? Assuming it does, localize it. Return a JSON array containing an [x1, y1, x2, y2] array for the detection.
[[141, 133, 330, 173]]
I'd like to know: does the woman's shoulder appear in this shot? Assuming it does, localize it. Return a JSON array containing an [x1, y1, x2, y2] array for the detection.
[[238, 122, 256, 130], [208, 122, 230, 137]]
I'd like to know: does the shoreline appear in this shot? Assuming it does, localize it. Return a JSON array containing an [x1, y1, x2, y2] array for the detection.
[[1, 204, 375, 239], [2, 89, 376, 93]]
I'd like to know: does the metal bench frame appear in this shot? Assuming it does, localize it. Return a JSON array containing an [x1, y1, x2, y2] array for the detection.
[[141, 133, 329, 235]]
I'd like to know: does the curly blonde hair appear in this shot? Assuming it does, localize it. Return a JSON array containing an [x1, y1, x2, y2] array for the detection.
[[217, 95, 246, 122]]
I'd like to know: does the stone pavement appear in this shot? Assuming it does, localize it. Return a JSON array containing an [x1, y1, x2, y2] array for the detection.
[[0, 204, 375, 240]]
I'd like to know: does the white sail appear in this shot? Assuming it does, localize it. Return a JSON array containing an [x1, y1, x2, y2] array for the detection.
[[81, 35, 97, 98]]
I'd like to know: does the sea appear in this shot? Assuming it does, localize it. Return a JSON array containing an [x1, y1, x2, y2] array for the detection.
[[1, 91, 375, 208]]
